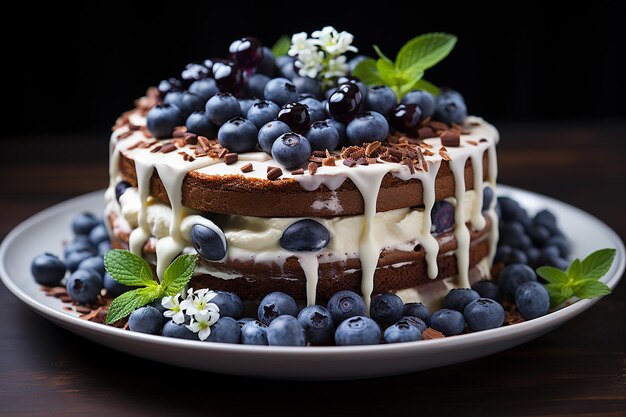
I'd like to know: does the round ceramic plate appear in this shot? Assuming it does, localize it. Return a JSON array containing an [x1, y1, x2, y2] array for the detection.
[[0, 185, 624, 380]]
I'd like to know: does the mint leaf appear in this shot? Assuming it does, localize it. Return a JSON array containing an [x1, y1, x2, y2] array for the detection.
[[373, 45, 393, 65], [104, 250, 156, 287], [566, 259, 584, 280], [161, 254, 197, 295], [574, 279, 612, 298], [581, 248, 616, 280], [105, 287, 159, 324], [271, 35, 291, 57], [536, 266, 569, 284], [545, 283, 574, 307], [376, 59, 397, 86], [352, 58, 383, 85], [412, 78, 441, 96], [396, 33, 457, 71]]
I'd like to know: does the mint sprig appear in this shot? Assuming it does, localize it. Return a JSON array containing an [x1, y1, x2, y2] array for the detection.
[[271, 35, 291, 57], [536, 248, 615, 307], [352, 32, 456, 98], [104, 250, 197, 324]]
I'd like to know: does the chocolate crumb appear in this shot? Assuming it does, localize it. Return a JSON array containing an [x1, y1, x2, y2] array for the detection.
[[470, 121, 481, 126], [350, 149, 366, 160], [307, 162, 317, 175], [466, 140, 479, 146], [341, 146, 362, 159], [416, 148, 428, 172], [343, 157, 357, 167], [322, 157, 336, 166], [440, 131, 460, 147], [418, 127, 436, 139], [116, 130, 134, 140], [422, 149, 435, 156], [309, 156, 324, 163], [224, 153, 238, 165], [430, 121, 449, 131], [312, 150, 327, 158], [75, 306, 92, 314], [422, 328, 445, 339], [267, 165, 280, 173], [291, 168, 305, 175], [59, 295, 73, 303], [366, 157, 379, 164], [439, 150, 451, 161], [160, 143, 177, 154], [48, 287, 68, 297], [240, 162, 253, 173], [365, 141, 382, 157], [479, 138, 488, 143], [218, 148, 229, 159], [267, 167, 283, 180], [400, 158, 415, 174], [355, 157, 369, 166]]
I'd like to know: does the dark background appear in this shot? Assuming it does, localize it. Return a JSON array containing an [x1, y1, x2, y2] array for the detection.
[[5, 1, 625, 142]]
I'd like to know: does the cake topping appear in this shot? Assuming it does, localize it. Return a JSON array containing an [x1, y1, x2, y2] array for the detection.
[[240, 162, 254, 173], [277, 102, 310, 134], [266, 166, 283, 180]]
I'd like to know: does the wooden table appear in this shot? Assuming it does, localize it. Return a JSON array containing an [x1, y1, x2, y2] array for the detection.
[[1, 123, 625, 416]]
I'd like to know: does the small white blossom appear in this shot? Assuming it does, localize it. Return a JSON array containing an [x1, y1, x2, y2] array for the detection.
[[312, 26, 358, 55], [180, 289, 219, 317], [186, 312, 219, 341], [162, 294, 185, 324], [288, 32, 317, 57], [295, 49, 325, 78], [325, 55, 349, 78]]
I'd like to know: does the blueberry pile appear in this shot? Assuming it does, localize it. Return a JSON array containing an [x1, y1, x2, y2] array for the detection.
[[145, 36, 468, 170]]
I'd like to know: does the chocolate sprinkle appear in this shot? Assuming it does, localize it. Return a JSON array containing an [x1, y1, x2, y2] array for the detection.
[[291, 168, 305, 175], [267, 167, 283, 180], [240, 162, 253, 173], [440, 131, 460, 147], [307, 162, 317, 175], [224, 153, 238, 165], [160, 143, 177, 154], [343, 157, 357, 167]]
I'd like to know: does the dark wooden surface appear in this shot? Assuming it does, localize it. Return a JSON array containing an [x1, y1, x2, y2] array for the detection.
[[1, 122, 625, 417]]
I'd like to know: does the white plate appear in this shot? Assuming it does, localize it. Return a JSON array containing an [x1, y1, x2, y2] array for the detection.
[[0, 185, 624, 380]]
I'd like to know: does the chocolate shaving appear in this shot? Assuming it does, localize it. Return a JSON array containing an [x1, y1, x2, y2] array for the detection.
[[267, 165, 280, 173], [267, 167, 283, 180], [240, 162, 253, 173], [400, 158, 415, 174], [322, 157, 336, 166], [439, 150, 451, 161], [218, 148, 229, 159], [355, 157, 369, 166], [224, 153, 238, 165], [150, 145, 162, 153], [350, 149, 366, 160], [422, 149, 434, 156], [309, 156, 324, 163], [116, 130, 134, 140], [75, 306, 92, 315], [365, 141, 381, 157], [366, 157, 379, 164], [416, 148, 428, 172], [418, 127, 436, 139], [184, 133, 198, 145], [312, 150, 327, 158], [307, 162, 317, 175], [479, 138, 488, 143], [466, 140, 479, 146], [343, 157, 357, 167], [160, 143, 177, 154], [440, 131, 460, 147], [197, 136, 211, 152], [430, 121, 449, 131], [422, 328, 445, 340], [128, 123, 141, 131], [291, 168, 305, 175], [341, 146, 362, 159]]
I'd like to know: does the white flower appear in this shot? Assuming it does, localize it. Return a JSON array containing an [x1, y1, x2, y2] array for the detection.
[[288, 32, 317, 57], [295, 49, 325, 78], [162, 294, 185, 324], [325, 55, 349, 78], [180, 289, 219, 317], [186, 312, 219, 341], [312, 26, 357, 55]]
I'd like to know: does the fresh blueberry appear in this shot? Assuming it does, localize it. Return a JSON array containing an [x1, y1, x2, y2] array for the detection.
[[148, 299, 167, 315], [335, 316, 381, 346], [217, 117, 258, 153], [499, 223, 532, 250], [238, 98, 256, 116], [328, 83, 363, 122], [533, 209, 559, 233], [103, 272, 134, 297], [77, 256, 105, 277], [279, 61, 298, 80], [267, 315, 306, 346], [256, 46, 276, 76], [299, 97, 326, 123], [190, 224, 227, 261], [365, 85, 397, 116], [399, 316, 428, 333], [178, 92, 205, 116], [528, 225, 551, 246], [181, 62, 210, 84], [64, 240, 96, 258], [229, 36, 263, 69], [327, 290, 366, 324], [499, 263, 537, 297], [188, 78, 219, 101], [401, 89, 435, 118], [370, 293, 404, 326], [346, 111, 389, 146], [71, 213, 99, 236], [210, 291, 243, 319], [147, 104, 184, 140], [31, 253, 66, 286], [264, 77, 299, 107], [515, 281, 550, 319], [89, 224, 109, 246], [246, 100, 280, 129], [158, 78, 183, 97], [383, 319, 423, 343], [293, 76, 321, 97], [337, 76, 367, 100], [241, 320, 269, 345], [163, 91, 184, 108], [162, 320, 197, 340], [494, 245, 512, 264], [472, 280, 502, 302], [297, 305, 335, 345], [271, 133, 312, 170], [434, 89, 467, 125], [498, 197, 524, 222], [305, 121, 340, 151], [276, 55, 294, 69], [325, 119, 347, 144], [237, 317, 255, 327], [115, 181, 132, 202], [280, 219, 330, 252], [66, 269, 102, 304], [205, 317, 241, 343], [246, 73, 271, 99], [277, 102, 310, 134], [206, 93, 241, 126], [545, 235, 570, 258], [65, 250, 94, 273], [348, 55, 368, 73], [539, 248, 570, 270], [443, 288, 481, 312], [389, 103, 422, 136], [431, 200, 455, 234], [502, 249, 529, 266], [258, 121, 291, 154], [402, 302, 431, 325], [212, 61, 244, 94], [185, 111, 217, 138], [482, 186, 494, 211], [430, 309, 466, 336], [128, 306, 163, 334], [97, 241, 112, 257], [463, 298, 505, 331], [257, 292, 298, 325], [525, 246, 542, 268]]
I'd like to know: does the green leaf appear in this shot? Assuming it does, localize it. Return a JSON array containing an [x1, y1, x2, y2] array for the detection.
[[412, 78, 441, 96], [105, 287, 160, 324], [372, 45, 393, 65], [271, 35, 291, 57], [396, 33, 457, 71], [545, 283, 573, 307], [581, 248, 616, 281], [566, 259, 584, 280], [352, 58, 384, 86], [536, 266, 569, 285], [376, 58, 398, 86], [104, 250, 156, 287], [574, 279, 612, 299], [161, 254, 197, 295]]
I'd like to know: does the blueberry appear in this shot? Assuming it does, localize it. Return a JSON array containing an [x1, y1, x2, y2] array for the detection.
[[365, 85, 397, 116], [296, 305, 334, 345], [279, 61, 298, 80], [399, 316, 428, 333], [267, 315, 306, 346], [525, 246, 542, 268], [337, 76, 367, 100], [128, 306, 163, 334], [217, 117, 258, 153], [325, 119, 347, 144], [276, 55, 294, 69], [328, 83, 363, 122], [147, 104, 184, 140], [494, 245, 512, 264], [205, 93, 241, 126], [64, 240, 96, 258], [181, 62, 210, 84], [463, 298, 505, 331], [71, 213, 99, 236], [163, 91, 184, 108], [229, 36, 263, 69], [545, 235, 570, 258], [327, 290, 366, 324], [499, 263, 537, 297], [241, 320, 269, 345], [246, 100, 280, 129], [162, 320, 197, 340], [277, 102, 310, 134], [293, 76, 321, 97], [434, 89, 467, 125], [31, 253, 66, 286], [178, 92, 205, 116], [66, 269, 103, 304], [383, 319, 423, 343], [472, 280, 502, 302], [305, 121, 340, 151], [246, 73, 271, 98], [482, 186, 494, 211], [528, 225, 551, 246], [185, 111, 217, 138], [148, 299, 167, 315], [210, 291, 243, 319], [515, 281, 550, 319], [533, 209, 559, 233], [264, 77, 299, 107], [389, 103, 422, 136], [65, 250, 94, 273], [402, 302, 431, 325], [257, 292, 298, 325], [88, 224, 109, 246], [348, 55, 368, 73], [237, 317, 255, 327], [97, 241, 112, 256], [430, 309, 466, 336], [188, 78, 219, 101], [271, 133, 312, 170], [346, 111, 389, 146], [190, 224, 227, 261], [212, 61, 244, 94], [499, 222, 532, 250], [335, 316, 381, 346], [239, 98, 258, 116], [77, 256, 105, 277], [280, 219, 330, 252], [205, 317, 241, 343], [401, 90, 435, 119], [370, 293, 404, 326], [258, 121, 291, 154], [158, 78, 183, 97], [502, 249, 529, 266], [256, 46, 276, 76], [539, 247, 569, 270], [443, 288, 480, 312], [498, 197, 523, 222], [115, 181, 132, 202], [431, 200, 455, 234], [103, 272, 134, 297], [324, 88, 335, 100], [299, 97, 326, 123]]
